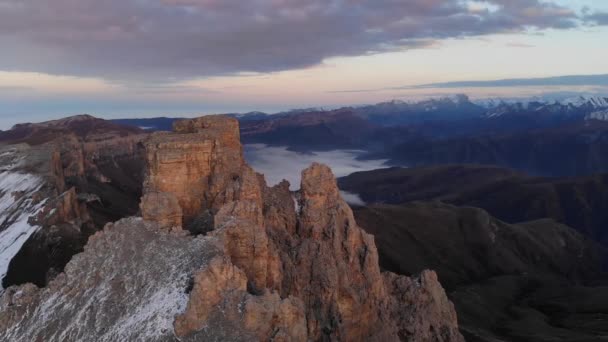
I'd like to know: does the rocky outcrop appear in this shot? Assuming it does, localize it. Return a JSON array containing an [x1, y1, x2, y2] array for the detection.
[[141, 116, 244, 226], [275, 164, 461, 341], [140, 191, 183, 229], [137, 116, 463, 341], [174, 255, 249, 336], [0, 115, 464, 341], [384, 271, 461, 341]]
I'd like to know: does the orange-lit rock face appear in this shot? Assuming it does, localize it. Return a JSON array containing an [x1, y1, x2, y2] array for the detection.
[[144, 134, 214, 223], [140, 191, 183, 229], [142, 116, 244, 225], [173, 115, 241, 149]]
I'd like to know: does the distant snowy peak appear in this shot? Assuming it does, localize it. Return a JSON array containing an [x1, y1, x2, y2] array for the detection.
[[563, 96, 608, 108], [586, 109, 608, 121], [475, 98, 506, 109], [477, 96, 608, 110], [371, 94, 474, 111], [484, 106, 509, 118], [476, 95, 608, 118]]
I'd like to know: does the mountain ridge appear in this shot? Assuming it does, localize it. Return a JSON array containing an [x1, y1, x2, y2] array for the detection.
[[0, 115, 464, 341]]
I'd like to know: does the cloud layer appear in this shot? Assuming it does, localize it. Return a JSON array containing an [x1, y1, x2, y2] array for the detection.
[[329, 74, 608, 93], [0, 0, 588, 81], [244, 143, 388, 204], [413, 74, 608, 88]]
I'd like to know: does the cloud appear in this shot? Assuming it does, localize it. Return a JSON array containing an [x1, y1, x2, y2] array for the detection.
[[411, 74, 608, 88], [244, 144, 388, 193], [584, 11, 608, 25], [330, 74, 608, 93], [0, 0, 582, 82], [339, 191, 367, 206], [506, 42, 535, 48], [0, 85, 32, 93]]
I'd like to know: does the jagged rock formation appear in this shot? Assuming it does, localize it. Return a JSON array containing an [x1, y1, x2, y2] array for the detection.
[[141, 116, 244, 226], [0, 115, 464, 341]]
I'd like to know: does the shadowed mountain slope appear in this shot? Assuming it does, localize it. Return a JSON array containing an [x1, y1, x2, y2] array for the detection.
[[339, 165, 608, 244], [351, 202, 608, 342]]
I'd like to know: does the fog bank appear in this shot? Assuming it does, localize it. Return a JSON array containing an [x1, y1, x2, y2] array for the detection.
[[244, 144, 389, 205]]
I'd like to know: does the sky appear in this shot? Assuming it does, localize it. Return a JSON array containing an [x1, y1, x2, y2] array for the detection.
[[0, 0, 608, 128]]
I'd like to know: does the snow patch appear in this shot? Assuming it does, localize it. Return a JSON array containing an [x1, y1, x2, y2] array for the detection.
[[101, 278, 190, 341], [293, 195, 302, 215], [0, 171, 46, 291], [586, 110, 608, 121]]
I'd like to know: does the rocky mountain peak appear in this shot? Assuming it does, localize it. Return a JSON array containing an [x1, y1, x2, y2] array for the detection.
[[300, 162, 340, 202], [141, 115, 245, 227], [0, 115, 464, 341]]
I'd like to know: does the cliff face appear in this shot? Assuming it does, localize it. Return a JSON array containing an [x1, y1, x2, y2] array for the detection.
[[0, 144, 93, 290], [141, 116, 244, 226], [0, 116, 463, 341], [0, 115, 148, 289], [0, 114, 148, 225]]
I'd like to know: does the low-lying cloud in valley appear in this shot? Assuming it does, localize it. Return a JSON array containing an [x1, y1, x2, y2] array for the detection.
[[245, 144, 389, 205]]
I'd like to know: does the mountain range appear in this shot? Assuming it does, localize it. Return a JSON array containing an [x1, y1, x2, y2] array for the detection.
[[112, 95, 608, 177], [112, 95, 608, 132], [2, 95, 608, 341]]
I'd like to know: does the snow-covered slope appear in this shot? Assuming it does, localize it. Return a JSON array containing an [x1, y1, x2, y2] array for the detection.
[[0, 218, 221, 342], [477, 96, 608, 119], [0, 148, 48, 291], [0, 145, 63, 291], [0, 173, 46, 287], [586, 110, 608, 121], [563, 96, 608, 108]]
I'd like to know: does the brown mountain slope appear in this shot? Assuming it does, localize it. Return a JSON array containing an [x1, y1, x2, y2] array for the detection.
[[379, 121, 608, 177], [0, 114, 143, 145], [339, 165, 608, 244], [352, 202, 608, 342]]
